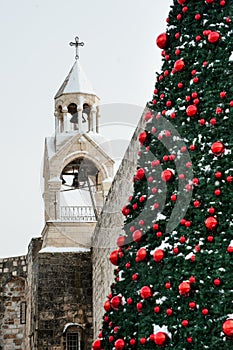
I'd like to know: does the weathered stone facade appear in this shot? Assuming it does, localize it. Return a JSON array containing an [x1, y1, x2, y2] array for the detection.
[[92, 109, 146, 337], [0, 255, 27, 349]]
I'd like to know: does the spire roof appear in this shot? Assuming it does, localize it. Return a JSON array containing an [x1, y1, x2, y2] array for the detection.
[[55, 60, 96, 99]]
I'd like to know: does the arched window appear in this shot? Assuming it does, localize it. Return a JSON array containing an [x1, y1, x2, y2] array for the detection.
[[63, 324, 84, 350], [67, 331, 79, 349]]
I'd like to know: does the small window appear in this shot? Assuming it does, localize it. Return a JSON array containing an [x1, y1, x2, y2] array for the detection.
[[67, 332, 79, 350], [20, 301, 26, 324]]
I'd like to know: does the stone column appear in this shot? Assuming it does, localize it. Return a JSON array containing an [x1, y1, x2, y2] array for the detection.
[[77, 96, 84, 133], [54, 112, 59, 134], [63, 106, 68, 132], [96, 106, 100, 133], [91, 105, 97, 133], [48, 178, 62, 220]]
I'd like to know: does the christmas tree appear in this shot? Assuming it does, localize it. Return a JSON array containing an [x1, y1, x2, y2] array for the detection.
[[93, 0, 233, 348]]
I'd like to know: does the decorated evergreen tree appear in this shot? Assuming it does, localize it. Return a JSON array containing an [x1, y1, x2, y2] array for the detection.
[[93, 0, 233, 348]]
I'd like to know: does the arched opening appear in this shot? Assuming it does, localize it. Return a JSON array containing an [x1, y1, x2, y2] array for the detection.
[[68, 103, 78, 130], [60, 157, 102, 221], [62, 324, 84, 350]]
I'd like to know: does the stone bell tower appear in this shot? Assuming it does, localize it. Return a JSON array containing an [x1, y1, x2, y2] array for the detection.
[[23, 39, 115, 350], [41, 40, 114, 250]]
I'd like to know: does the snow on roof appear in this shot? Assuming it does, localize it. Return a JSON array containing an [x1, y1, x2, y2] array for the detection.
[[39, 246, 90, 253], [55, 60, 96, 98]]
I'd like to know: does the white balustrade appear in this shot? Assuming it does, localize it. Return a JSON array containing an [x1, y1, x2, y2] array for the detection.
[[60, 206, 101, 222]]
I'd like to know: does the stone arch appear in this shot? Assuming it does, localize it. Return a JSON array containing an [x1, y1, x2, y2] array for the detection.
[[62, 323, 84, 350], [60, 151, 109, 181]]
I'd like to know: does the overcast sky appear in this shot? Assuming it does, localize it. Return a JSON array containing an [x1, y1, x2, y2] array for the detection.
[[0, 0, 172, 258]]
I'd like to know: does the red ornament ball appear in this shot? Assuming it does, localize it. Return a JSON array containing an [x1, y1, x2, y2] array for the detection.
[[111, 296, 122, 310], [174, 59, 185, 72], [109, 250, 119, 265], [104, 300, 111, 311], [156, 33, 168, 49], [202, 308, 209, 315], [140, 338, 147, 345], [138, 131, 148, 144], [211, 141, 225, 155], [214, 278, 221, 286], [136, 247, 147, 262], [178, 0, 186, 4], [182, 319, 189, 326], [161, 169, 173, 182], [153, 249, 165, 262], [133, 230, 143, 242], [137, 302, 143, 312], [222, 319, 233, 337], [117, 236, 125, 247], [92, 339, 102, 350], [140, 286, 152, 299], [135, 168, 145, 180], [154, 332, 168, 346], [186, 105, 198, 117], [179, 281, 191, 296], [208, 31, 220, 43], [129, 339, 136, 346], [205, 216, 218, 230], [166, 308, 173, 316], [121, 206, 130, 216], [115, 339, 125, 350]]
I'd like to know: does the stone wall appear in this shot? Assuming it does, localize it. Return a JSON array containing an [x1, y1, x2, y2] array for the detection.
[[92, 108, 147, 337], [0, 255, 27, 349], [27, 245, 93, 350]]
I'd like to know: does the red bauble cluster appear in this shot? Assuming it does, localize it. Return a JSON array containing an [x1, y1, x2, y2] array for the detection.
[[156, 33, 168, 49], [117, 236, 125, 247], [222, 319, 233, 337], [205, 216, 218, 230], [211, 141, 225, 155]]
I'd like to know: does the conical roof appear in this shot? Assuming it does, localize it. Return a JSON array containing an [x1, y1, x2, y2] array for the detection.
[[55, 60, 96, 99]]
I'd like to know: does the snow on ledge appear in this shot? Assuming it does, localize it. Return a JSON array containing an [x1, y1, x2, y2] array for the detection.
[[63, 322, 84, 333], [39, 246, 90, 253]]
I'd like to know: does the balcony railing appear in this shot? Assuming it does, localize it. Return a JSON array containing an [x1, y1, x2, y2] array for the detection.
[[60, 206, 101, 222]]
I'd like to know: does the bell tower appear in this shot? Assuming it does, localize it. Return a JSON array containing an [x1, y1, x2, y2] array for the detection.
[[41, 39, 114, 249]]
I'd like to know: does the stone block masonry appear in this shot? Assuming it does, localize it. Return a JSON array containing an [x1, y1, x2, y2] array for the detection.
[[29, 249, 93, 349], [0, 255, 27, 349], [92, 108, 147, 337]]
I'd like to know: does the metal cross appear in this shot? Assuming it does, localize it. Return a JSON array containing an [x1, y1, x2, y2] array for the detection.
[[69, 36, 84, 60]]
